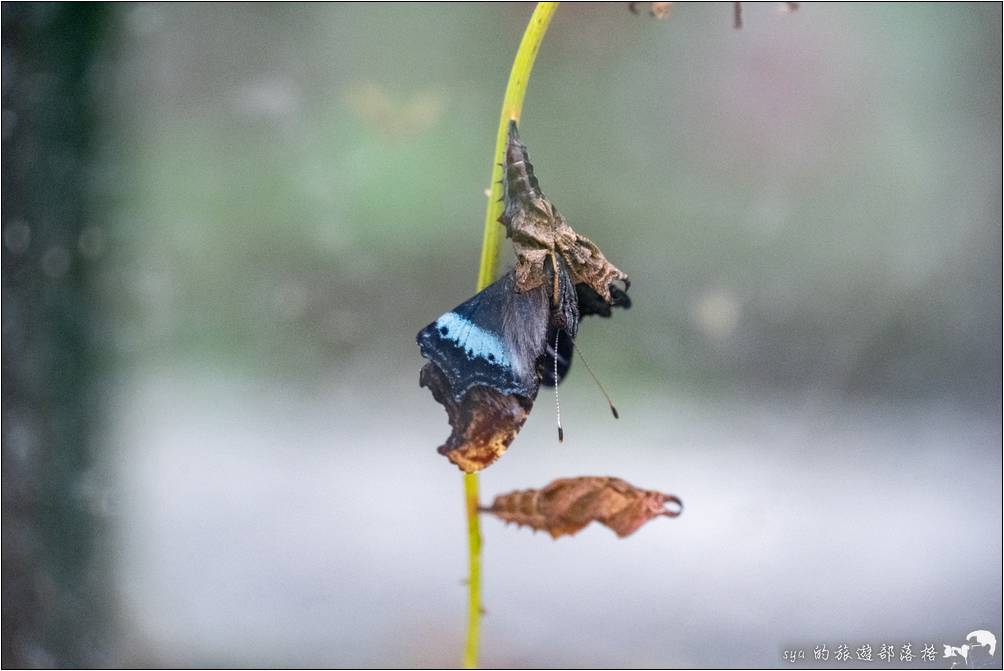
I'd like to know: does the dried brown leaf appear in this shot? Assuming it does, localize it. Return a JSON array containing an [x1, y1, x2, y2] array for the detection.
[[481, 476, 683, 539], [628, 2, 672, 19], [500, 122, 629, 304], [650, 2, 673, 19], [630, 2, 798, 27]]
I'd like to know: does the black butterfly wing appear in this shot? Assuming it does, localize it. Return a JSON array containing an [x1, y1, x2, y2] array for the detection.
[[417, 271, 551, 472], [417, 271, 549, 403], [539, 281, 631, 387], [578, 281, 631, 317]]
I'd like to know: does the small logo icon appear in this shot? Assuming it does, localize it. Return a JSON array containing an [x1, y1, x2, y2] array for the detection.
[[943, 630, 997, 668], [967, 631, 997, 656]]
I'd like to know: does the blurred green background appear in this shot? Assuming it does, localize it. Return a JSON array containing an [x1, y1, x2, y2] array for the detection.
[[3, 2, 1001, 668]]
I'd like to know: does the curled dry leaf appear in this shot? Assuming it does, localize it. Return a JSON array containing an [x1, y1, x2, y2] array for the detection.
[[481, 476, 683, 539], [500, 122, 629, 304]]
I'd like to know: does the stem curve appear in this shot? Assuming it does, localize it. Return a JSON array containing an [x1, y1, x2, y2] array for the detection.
[[463, 4, 559, 668]]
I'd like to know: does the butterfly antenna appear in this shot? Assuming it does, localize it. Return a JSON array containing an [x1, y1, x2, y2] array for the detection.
[[570, 339, 620, 419], [553, 328, 564, 442]]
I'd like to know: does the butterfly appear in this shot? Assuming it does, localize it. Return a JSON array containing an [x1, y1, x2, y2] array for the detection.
[[417, 121, 630, 473]]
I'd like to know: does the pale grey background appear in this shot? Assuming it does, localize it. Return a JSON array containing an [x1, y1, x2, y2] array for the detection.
[[13, 3, 1004, 668]]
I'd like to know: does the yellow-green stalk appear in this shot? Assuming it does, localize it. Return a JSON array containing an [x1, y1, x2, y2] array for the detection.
[[464, 3, 559, 668]]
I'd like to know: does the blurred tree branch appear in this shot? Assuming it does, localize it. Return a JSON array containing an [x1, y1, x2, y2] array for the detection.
[[1, 4, 111, 666]]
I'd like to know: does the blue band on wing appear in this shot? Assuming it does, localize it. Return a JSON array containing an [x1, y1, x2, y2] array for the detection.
[[417, 271, 549, 403], [418, 318, 529, 401], [434, 312, 511, 368]]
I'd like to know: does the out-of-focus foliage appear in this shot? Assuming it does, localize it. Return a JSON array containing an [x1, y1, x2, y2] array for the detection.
[[99, 3, 1001, 400]]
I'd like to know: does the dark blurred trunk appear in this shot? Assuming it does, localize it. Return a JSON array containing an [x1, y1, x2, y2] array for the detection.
[[2, 4, 111, 667]]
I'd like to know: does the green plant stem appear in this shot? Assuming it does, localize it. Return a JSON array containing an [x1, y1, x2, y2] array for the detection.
[[461, 471, 482, 668], [463, 3, 559, 668], [475, 1, 559, 290]]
